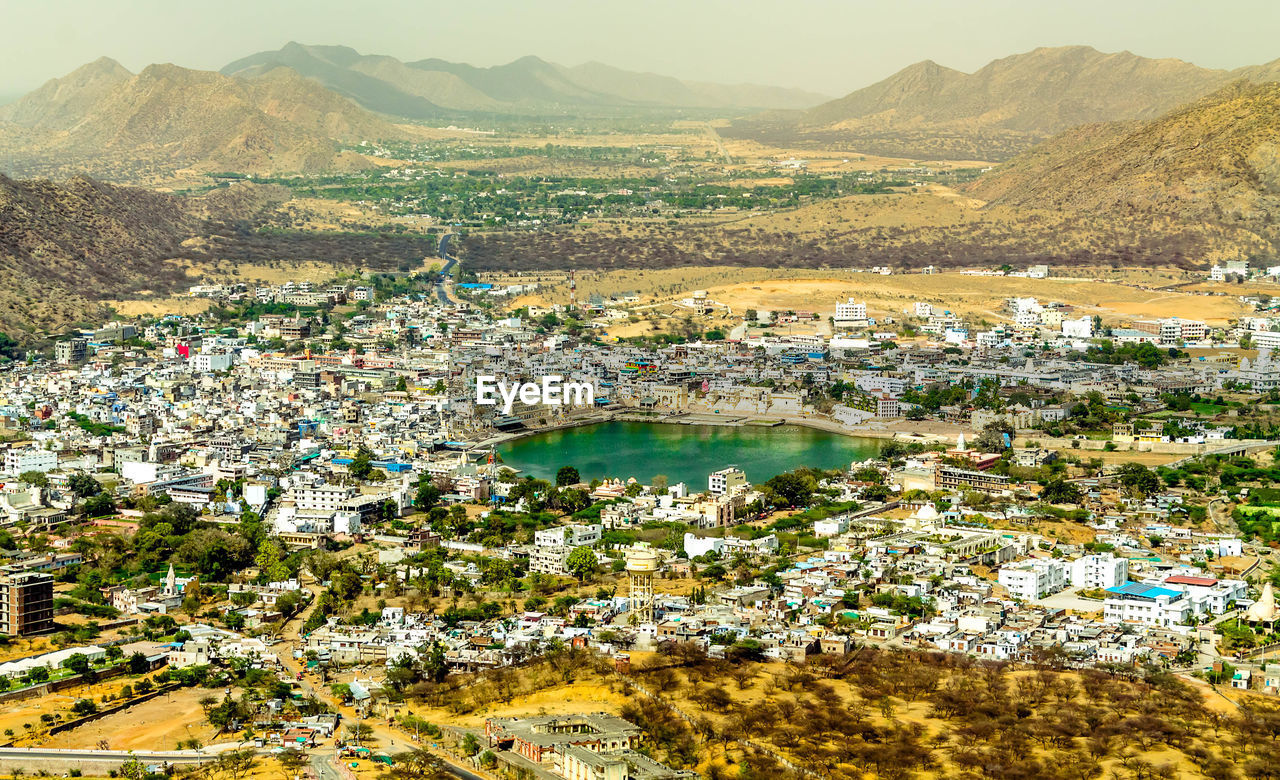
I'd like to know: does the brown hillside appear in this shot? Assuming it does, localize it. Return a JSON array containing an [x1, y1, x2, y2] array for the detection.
[[968, 81, 1280, 232], [0, 62, 409, 180], [727, 46, 1280, 160]]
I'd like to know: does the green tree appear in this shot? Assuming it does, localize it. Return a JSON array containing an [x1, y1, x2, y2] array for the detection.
[[348, 447, 374, 480], [556, 466, 581, 487], [1117, 462, 1160, 497], [1040, 479, 1083, 505], [19, 471, 48, 489], [565, 546, 598, 582], [127, 652, 150, 675], [255, 540, 289, 583], [67, 473, 102, 499], [62, 653, 91, 676]]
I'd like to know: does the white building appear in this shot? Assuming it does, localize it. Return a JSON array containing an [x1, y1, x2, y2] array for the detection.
[[4, 447, 57, 475], [1061, 317, 1094, 339], [708, 467, 747, 496], [191, 352, 235, 372], [534, 524, 602, 549], [1070, 554, 1127, 590], [834, 299, 868, 325], [998, 559, 1068, 601], [291, 484, 358, 512], [1102, 582, 1190, 628]]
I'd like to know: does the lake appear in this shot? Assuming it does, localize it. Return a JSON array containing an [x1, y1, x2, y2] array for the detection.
[[496, 421, 882, 486]]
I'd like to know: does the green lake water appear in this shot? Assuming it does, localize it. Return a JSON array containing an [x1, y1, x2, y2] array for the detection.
[[496, 421, 881, 486]]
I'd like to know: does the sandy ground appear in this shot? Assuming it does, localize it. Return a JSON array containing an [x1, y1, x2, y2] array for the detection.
[[696, 274, 1252, 326], [42, 686, 217, 751], [507, 264, 1252, 329]]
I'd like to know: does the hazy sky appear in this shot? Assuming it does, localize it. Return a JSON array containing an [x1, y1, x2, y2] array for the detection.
[[1, 0, 1277, 98]]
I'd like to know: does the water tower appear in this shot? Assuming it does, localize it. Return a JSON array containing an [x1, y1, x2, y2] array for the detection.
[[626, 549, 658, 624]]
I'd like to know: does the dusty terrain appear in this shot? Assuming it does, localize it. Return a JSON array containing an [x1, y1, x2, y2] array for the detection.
[[512, 266, 1255, 327], [42, 686, 217, 750]]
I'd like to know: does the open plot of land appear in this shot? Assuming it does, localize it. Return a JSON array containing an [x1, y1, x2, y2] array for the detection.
[[42, 686, 216, 751], [512, 266, 1254, 327]]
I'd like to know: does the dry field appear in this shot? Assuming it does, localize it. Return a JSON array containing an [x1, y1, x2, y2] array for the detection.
[[41, 685, 217, 751], [416, 648, 1270, 780], [515, 266, 1254, 327]]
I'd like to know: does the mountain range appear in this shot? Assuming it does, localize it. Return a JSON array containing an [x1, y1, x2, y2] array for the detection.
[[219, 43, 831, 116], [0, 57, 408, 179], [725, 46, 1280, 160], [969, 81, 1280, 232]]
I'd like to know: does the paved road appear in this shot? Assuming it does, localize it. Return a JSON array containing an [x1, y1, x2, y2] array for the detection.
[[277, 582, 490, 780], [436, 233, 459, 306], [0, 746, 216, 764]]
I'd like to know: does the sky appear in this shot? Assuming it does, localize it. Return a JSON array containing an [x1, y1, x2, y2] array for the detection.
[[1, 0, 1277, 100]]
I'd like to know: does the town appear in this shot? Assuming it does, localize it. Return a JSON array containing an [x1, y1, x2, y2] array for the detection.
[[0, 252, 1273, 778]]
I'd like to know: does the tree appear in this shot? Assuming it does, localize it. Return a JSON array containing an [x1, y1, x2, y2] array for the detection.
[[175, 529, 252, 580], [422, 641, 449, 683], [763, 471, 815, 507], [67, 473, 101, 499], [348, 447, 374, 480], [415, 478, 441, 511], [1117, 462, 1160, 497], [62, 653, 91, 676], [214, 748, 258, 780], [975, 421, 1014, 452], [19, 471, 48, 489], [382, 748, 450, 780], [565, 546, 598, 581], [1040, 479, 1083, 505], [71, 698, 97, 716], [127, 652, 150, 675], [346, 723, 374, 745], [255, 540, 290, 583], [276, 749, 308, 780], [556, 466, 581, 487]]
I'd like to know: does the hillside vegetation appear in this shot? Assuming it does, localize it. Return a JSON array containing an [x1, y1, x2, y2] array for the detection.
[[969, 82, 1280, 235], [0, 175, 433, 338]]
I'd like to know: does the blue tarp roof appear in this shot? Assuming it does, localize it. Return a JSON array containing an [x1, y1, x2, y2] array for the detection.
[[1105, 583, 1180, 599]]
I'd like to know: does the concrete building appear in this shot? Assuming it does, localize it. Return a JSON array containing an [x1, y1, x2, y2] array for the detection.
[[998, 560, 1068, 601], [4, 447, 57, 475], [1070, 555, 1128, 590], [0, 571, 54, 636], [708, 467, 746, 496]]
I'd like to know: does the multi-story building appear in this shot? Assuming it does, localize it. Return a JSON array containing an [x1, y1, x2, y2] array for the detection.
[[0, 571, 54, 636], [534, 524, 602, 549], [1070, 554, 1128, 590], [708, 467, 747, 496], [935, 465, 1009, 493], [1103, 582, 1190, 628], [834, 299, 867, 325], [291, 484, 358, 513], [4, 447, 57, 475], [998, 560, 1068, 601], [55, 338, 88, 365]]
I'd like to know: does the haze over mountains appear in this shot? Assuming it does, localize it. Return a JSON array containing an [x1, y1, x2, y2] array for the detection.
[[220, 43, 832, 116], [0, 56, 408, 179], [726, 45, 1280, 160], [970, 81, 1280, 231]]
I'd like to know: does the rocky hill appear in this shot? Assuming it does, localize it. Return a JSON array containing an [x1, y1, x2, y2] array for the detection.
[[220, 42, 829, 114], [0, 59, 410, 180], [969, 81, 1280, 235], [0, 174, 198, 335], [725, 46, 1280, 160], [0, 173, 440, 338]]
